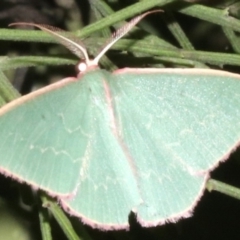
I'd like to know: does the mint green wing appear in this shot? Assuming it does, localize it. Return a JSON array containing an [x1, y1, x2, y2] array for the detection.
[[1, 68, 240, 230], [0, 70, 141, 229], [106, 68, 240, 226]]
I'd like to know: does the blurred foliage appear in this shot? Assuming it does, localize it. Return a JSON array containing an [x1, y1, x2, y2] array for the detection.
[[0, 0, 240, 239]]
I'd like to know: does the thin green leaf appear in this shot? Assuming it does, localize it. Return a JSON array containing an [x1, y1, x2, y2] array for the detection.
[[41, 195, 92, 240], [39, 204, 52, 240], [222, 26, 240, 53], [90, 0, 116, 35], [0, 56, 76, 71], [179, 3, 240, 32], [76, 0, 175, 37], [90, 0, 124, 29], [0, 28, 53, 43], [153, 55, 208, 68], [163, 12, 195, 50], [0, 95, 5, 107], [104, 38, 240, 66], [0, 70, 20, 105], [207, 179, 240, 200]]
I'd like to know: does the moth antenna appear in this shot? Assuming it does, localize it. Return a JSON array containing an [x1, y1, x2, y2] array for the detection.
[[9, 23, 90, 65], [93, 10, 163, 65]]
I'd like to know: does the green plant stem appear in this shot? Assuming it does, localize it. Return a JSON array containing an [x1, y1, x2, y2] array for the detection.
[[222, 26, 240, 53], [163, 12, 195, 50], [41, 195, 81, 240], [0, 71, 20, 105], [39, 205, 52, 240], [207, 179, 240, 200], [41, 195, 92, 240], [76, 0, 174, 37], [179, 3, 240, 32], [0, 56, 76, 71]]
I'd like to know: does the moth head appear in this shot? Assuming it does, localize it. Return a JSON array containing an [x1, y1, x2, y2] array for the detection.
[[76, 59, 98, 76]]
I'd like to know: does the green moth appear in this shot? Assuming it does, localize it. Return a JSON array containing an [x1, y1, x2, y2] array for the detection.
[[0, 11, 240, 230]]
